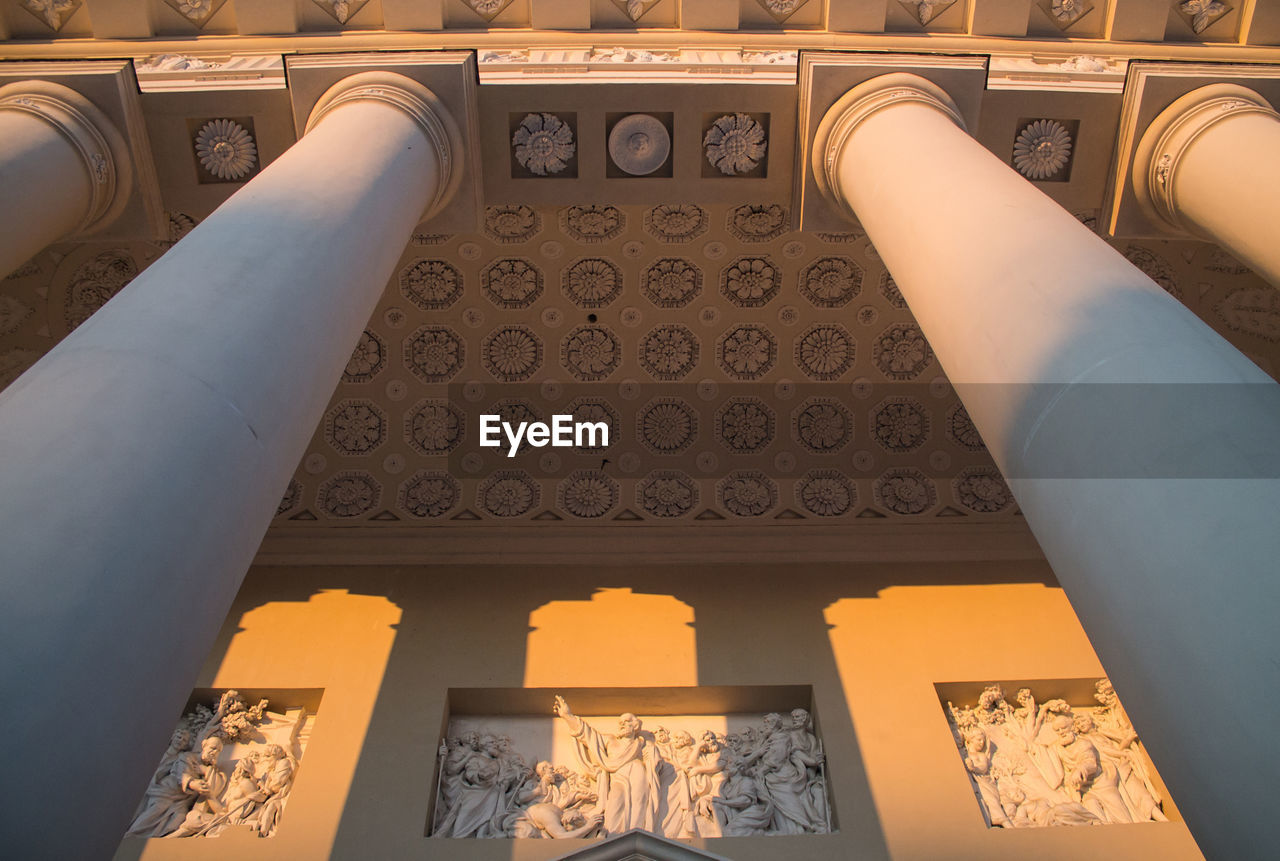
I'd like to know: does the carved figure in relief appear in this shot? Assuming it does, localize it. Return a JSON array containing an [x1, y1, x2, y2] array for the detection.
[[167, 736, 229, 837], [711, 758, 773, 836], [436, 735, 507, 837], [126, 728, 198, 837], [741, 712, 826, 834], [503, 762, 603, 838]]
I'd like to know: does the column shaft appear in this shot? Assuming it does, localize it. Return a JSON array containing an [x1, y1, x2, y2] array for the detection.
[[818, 74, 1280, 859], [0, 76, 452, 858]]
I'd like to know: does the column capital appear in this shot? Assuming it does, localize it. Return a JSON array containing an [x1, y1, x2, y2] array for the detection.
[[0, 79, 131, 235], [811, 72, 966, 221], [1134, 83, 1280, 235], [305, 71, 463, 221]]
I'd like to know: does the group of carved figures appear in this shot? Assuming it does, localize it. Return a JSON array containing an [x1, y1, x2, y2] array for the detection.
[[434, 696, 829, 840], [948, 679, 1168, 829], [126, 691, 300, 839]]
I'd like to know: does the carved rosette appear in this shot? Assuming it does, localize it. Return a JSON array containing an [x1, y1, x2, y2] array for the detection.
[[899, 0, 956, 25], [1177, 0, 1233, 34], [21, 0, 84, 31], [637, 470, 698, 517], [161, 0, 228, 28], [797, 469, 856, 517], [311, 0, 371, 24], [1012, 119, 1072, 181], [513, 113, 576, 176], [704, 113, 767, 176]]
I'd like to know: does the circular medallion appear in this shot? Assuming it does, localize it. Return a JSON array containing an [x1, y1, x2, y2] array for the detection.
[[608, 114, 671, 176]]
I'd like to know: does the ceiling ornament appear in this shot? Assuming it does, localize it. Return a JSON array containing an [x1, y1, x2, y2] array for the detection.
[[319, 471, 381, 518], [799, 257, 862, 308], [342, 330, 386, 383], [721, 256, 780, 307], [512, 113, 576, 177], [608, 114, 671, 176], [716, 324, 777, 380], [478, 470, 539, 518], [1038, 0, 1094, 29], [324, 400, 386, 456], [405, 399, 464, 456], [563, 258, 624, 308], [714, 397, 775, 454], [642, 258, 703, 308], [953, 466, 1013, 513], [561, 205, 626, 244], [400, 259, 462, 311], [877, 271, 908, 309], [160, 0, 226, 28], [637, 470, 698, 518], [945, 403, 986, 451], [704, 114, 767, 176], [0, 295, 33, 336], [461, 0, 515, 21], [193, 118, 257, 181], [638, 398, 698, 454], [65, 249, 137, 331], [561, 325, 622, 381], [1124, 246, 1180, 297], [276, 479, 302, 517], [726, 204, 789, 243], [644, 205, 709, 244], [1214, 287, 1280, 342], [874, 467, 937, 515], [403, 325, 465, 383], [608, 0, 663, 21], [756, 0, 813, 23], [484, 205, 542, 244], [1177, 0, 1233, 34], [481, 325, 544, 382], [20, 0, 82, 31], [795, 323, 855, 381], [558, 470, 620, 519], [872, 322, 934, 380], [793, 398, 852, 454], [797, 469, 856, 517], [311, 0, 370, 23], [899, 0, 957, 25], [482, 258, 543, 309], [398, 470, 460, 519], [717, 470, 778, 517], [1012, 119, 1072, 181], [871, 397, 931, 453], [639, 324, 700, 381], [564, 397, 620, 454]]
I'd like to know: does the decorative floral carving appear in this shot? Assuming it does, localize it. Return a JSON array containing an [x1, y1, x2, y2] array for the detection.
[[721, 257, 780, 307], [558, 470, 619, 519], [638, 470, 698, 518], [276, 479, 302, 517], [478, 470, 539, 517], [797, 470, 856, 517], [954, 466, 1013, 513], [756, 0, 812, 21], [1013, 120, 1072, 181], [794, 398, 852, 454], [563, 258, 623, 308], [1038, 0, 1093, 29], [639, 324, 699, 381], [795, 324, 855, 381], [800, 257, 863, 308], [66, 249, 137, 330], [874, 468, 936, 515], [641, 258, 703, 308], [564, 397, 620, 453], [490, 400, 545, 456], [612, 0, 661, 20], [482, 325, 543, 382], [561, 205, 625, 244], [319, 471, 381, 518], [513, 113, 576, 176], [1215, 288, 1280, 342], [1178, 0, 1232, 34], [21, 0, 84, 30], [462, 0, 514, 20], [485, 205, 542, 244], [310, 0, 370, 23], [400, 260, 462, 311], [342, 330, 386, 383], [945, 403, 986, 450], [872, 323, 934, 380], [324, 400, 386, 456], [644, 205, 709, 244], [704, 113, 767, 176], [562, 325, 621, 381], [478, 261, 541, 312], [718, 470, 778, 517], [638, 398, 698, 454], [405, 399, 465, 456], [399, 470, 460, 518], [0, 295, 33, 335], [871, 397, 930, 452], [168, 212, 196, 242], [1124, 246, 1179, 297], [404, 325, 464, 383], [878, 272, 908, 309], [715, 397, 775, 454], [726, 204, 788, 243], [717, 325, 777, 380], [899, 0, 956, 25], [194, 119, 257, 181]]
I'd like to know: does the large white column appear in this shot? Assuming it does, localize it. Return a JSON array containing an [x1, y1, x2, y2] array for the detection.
[[815, 73, 1280, 859], [0, 80, 131, 277], [0, 72, 460, 859], [1135, 84, 1280, 286]]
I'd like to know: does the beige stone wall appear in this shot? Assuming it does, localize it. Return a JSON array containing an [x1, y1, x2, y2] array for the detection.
[[115, 561, 1203, 861]]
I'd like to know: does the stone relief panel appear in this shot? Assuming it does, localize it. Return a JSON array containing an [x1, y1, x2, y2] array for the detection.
[[944, 680, 1169, 829], [433, 697, 830, 840], [125, 690, 314, 840]]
